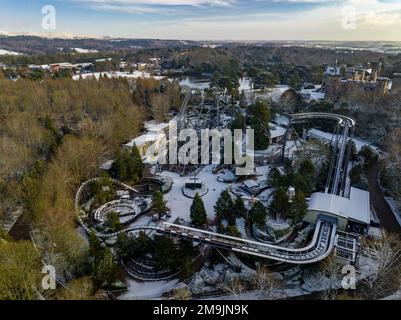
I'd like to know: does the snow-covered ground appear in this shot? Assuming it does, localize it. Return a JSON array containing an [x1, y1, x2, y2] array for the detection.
[[73, 48, 98, 53], [179, 77, 210, 90], [203, 253, 379, 300], [254, 85, 290, 103], [72, 71, 164, 81], [119, 278, 178, 300], [162, 165, 231, 221], [0, 49, 22, 56]]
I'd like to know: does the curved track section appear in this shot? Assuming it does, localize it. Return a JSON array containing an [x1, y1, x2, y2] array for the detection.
[[282, 113, 355, 196], [75, 178, 336, 264]]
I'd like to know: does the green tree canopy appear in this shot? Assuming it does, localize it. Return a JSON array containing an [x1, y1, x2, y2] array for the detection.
[[106, 211, 122, 232], [289, 191, 307, 223], [91, 248, 117, 289], [190, 193, 207, 227], [214, 190, 234, 220], [110, 146, 144, 183], [234, 196, 247, 218], [250, 201, 267, 228], [152, 191, 168, 216], [247, 100, 271, 150], [0, 240, 42, 300], [269, 188, 290, 220]]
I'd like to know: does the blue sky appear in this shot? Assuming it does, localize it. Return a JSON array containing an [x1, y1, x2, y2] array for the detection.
[[1, 0, 401, 40]]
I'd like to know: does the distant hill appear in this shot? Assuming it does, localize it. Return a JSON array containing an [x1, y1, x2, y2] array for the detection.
[[0, 35, 199, 55]]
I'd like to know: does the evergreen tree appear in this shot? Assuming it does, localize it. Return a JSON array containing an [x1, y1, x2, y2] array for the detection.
[[110, 149, 127, 181], [268, 167, 284, 188], [249, 201, 267, 228], [233, 196, 247, 218], [298, 158, 316, 194], [349, 164, 363, 185], [226, 225, 241, 237], [240, 90, 247, 109], [110, 146, 143, 183], [88, 229, 102, 259], [190, 193, 207, 227], [231, 111, 246, 131], [289, 191, 307, 223], [269, 188, 290, 220], [247, 100, 271, 150], [115, 233, 132, 258], [91, 248, 117, 288], [106, 211, 121, 232], [130, 144, 144, 182], [152, 191, 167, 217], [214, 190, 234, 220]]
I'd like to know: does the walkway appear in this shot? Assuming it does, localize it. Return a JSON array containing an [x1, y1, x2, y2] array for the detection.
[[367, 162, 401, 235]]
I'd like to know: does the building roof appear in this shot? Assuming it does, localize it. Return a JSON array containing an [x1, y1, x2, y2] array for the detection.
[[269, 123, 286, 139], [308, 187, 370, 225], [243, 180, 260, 189], [99, 160, 114, 171], [125, 133, 165, 148], [147, 122, 170, 133]]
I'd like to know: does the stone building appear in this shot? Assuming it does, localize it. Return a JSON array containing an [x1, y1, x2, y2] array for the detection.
[[322, 63, 390, 102]]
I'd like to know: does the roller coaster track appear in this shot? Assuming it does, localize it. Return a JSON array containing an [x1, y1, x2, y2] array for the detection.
[[75, 178, 336, 264], [75, 113, 355, 266], [282, 113, 355, 196]]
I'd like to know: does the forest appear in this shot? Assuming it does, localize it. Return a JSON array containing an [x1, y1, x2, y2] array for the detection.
[[0, 73, 184, 299]]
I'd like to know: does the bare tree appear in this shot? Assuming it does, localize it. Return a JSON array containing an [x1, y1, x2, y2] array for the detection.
[[362, 233, 401, 299], [252, 265, 281, 300], [150, 94, 170, 123], [172, 287, 192, 300], [319, 254, 342, 300], [219, 277, 244, 300]]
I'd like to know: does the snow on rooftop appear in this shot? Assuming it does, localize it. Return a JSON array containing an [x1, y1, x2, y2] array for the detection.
[[274, 114, 290, 127], [100, 160, 114, 171], [269, 123, 286, 139], [308, 187, 370, 225], [308, 128, 380, 153], [147, 122, 170, 133], [243, 180, 259, 189], [125, 133, 165, 148]]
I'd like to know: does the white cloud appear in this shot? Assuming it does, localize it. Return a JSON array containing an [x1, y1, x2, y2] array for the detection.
[[361, 11, 401, 26], [65, 0, 401, 40], [73, 0, 236, 7]]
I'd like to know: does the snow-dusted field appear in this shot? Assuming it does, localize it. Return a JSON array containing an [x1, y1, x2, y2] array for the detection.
[[119, 278, 178, 300], [0, 49, 22, 56], [73, 47, 98, 53], [161, 165, 272, 223], [72, 71, 164, 81], [162, 165, 232, 221]]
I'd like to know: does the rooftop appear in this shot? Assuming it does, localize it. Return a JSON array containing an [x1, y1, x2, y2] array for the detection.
[[125, 133, 165, 148], [269, 123, 286, 139], [147, 122, 170, 133], [308, 187, 370, 225]]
